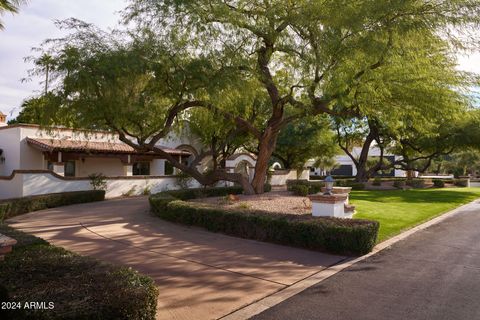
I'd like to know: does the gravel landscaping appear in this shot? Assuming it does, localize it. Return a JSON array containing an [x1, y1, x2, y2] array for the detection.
[[190, 191, 311, 215]]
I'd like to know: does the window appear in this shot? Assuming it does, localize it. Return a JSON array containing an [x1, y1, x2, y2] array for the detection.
[[64, 161, 76, 177], [133, 162, 150, 176], [164, 161, 174, 175]]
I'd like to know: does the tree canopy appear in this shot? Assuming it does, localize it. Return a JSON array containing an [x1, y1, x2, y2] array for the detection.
[[22, 0, 480, 193]]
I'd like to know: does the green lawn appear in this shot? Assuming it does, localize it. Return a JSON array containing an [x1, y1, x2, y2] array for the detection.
[[351, 188, 480, 243]]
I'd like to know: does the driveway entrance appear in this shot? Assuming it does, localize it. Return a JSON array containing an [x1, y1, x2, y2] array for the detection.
[[7, 197, 345, 320]]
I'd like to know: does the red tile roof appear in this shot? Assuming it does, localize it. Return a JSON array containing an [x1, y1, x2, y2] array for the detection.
[[26, 137, 191, 156]]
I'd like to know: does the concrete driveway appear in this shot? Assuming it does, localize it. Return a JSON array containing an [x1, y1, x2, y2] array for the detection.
[[7, 197, 346, 320]]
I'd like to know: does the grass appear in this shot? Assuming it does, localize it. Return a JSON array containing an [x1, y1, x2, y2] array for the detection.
[[351, 188, 480, 243]]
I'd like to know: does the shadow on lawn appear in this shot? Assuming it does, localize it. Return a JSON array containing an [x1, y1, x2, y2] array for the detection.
[[350, 189, 480, 204]]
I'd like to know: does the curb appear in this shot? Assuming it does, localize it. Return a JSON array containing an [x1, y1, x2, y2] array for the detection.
[[219, 199, 480, 320]]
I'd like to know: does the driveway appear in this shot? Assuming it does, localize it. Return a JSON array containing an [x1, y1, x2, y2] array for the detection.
[[253, 200, 480, 320], [7, 197, 346, 320]]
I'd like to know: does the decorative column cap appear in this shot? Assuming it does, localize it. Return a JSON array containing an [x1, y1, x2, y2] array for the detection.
[[307, 194, 348, 203], [320, 186, 352, 194]]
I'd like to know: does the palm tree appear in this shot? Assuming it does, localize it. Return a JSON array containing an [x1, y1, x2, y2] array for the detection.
[[0, 0, 27, 30]]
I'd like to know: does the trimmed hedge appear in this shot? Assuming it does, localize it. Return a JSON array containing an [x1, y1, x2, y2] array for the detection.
[[433, 179, 445, 188], [0, 190, 105, 222], [159, 186, 244, 200], [393, 179, 406, 189], [406, 179, 425, 188], [291, 184, 309, 196], [454, 178, 469, 187], [0, 224, 158, 320], [372, 177, 382, 186], [287, 179, 366, 192], [151, 200, 379, 255], [286, 180, 323, 194]]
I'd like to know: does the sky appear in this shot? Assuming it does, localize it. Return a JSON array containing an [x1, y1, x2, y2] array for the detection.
[[0, 1, 480, 120], [0, 0, 127, 119]]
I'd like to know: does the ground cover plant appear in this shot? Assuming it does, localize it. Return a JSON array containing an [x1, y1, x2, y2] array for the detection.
[[0, 190, 105, 222], [0, 224, 158, 320], [352, 188, 480, 242]]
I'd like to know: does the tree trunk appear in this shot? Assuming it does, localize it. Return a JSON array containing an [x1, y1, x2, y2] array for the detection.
[[251, 129, 278, 194], [355, 166, 370, 183], [354, 133, 375, 182]]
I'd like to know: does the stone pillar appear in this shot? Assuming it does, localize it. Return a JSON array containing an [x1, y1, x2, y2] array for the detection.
[[321, 186, 352, 204], [123, 164, 133, 176], [307, 194, 349, 218], [151, 159, 165, 176]]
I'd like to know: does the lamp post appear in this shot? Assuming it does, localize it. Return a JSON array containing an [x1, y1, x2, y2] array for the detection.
[[323, 175, 335, 195]]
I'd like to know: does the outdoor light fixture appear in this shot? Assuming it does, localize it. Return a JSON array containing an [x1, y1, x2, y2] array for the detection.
[[324, 175, 335, 195]]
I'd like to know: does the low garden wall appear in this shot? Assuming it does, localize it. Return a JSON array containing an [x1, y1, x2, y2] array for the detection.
[[0, 170, 203, 200]]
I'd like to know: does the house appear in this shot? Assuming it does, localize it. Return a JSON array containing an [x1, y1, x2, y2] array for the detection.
[[308, 146, 407, 178], [0, 109, 213, 198]]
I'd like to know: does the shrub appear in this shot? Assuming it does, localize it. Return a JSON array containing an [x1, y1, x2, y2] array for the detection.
[[264, 183, 272, 192], [149, 193, 178, 213], [372, 177, 382, 186], [406, 179, 425, 188], [393, 179, 406, 189], [433, 179, 445, 188], [286, 179, 310, 191], [88, 173, 108, 191], [454, 178, 469, 187], [174, 171, 193, 189], [291, 184, 309, 196], [347, 182, 366, 190], [0, 190, 105, 222], [151, 201, 379, 255], [286, 180, 323, 194], [162, 185, 245, 200], [0, 224, 158, 320]]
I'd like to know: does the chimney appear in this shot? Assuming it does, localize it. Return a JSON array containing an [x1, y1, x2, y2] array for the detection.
[[0, 111, 6, 127]]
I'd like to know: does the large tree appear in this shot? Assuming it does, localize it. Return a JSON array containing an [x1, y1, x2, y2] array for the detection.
[[26, 1, 480, 193], [270, 116, 338, 171], [332, 28, 476, 181]]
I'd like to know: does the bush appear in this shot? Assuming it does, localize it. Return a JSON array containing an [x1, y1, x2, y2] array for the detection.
[[286, 180, 323, 194], [151, 201, 379, 255], [406, 179, 425, 188], [393, 179, 406, 189], [372, 177, 382, 186], [291, 184, 309, 196], [88, 173, 108, 191], [433, 179, 445, 188], [454, 179, 469, 187], [161, 185, 244, 200], [264, 183, 272, 192], [0, 190, 105, 222], [0, 224, 158, 320]]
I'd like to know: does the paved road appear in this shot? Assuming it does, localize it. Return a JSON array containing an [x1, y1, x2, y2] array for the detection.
[[253, 201, 480, 320], [6, 197, 345, 320]]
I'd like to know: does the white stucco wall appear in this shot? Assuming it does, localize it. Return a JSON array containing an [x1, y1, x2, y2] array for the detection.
[[0, 171, 204, 200], [0, 174, 23, 199], [270, 170, 297, 186], [76, 158, 125, 177], [0, 127, 21, 176]]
